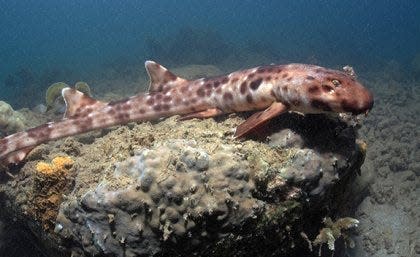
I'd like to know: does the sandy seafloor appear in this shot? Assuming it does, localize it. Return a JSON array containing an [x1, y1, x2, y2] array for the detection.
[[0, 60, 419, 257], [348, 68, 419, 257]]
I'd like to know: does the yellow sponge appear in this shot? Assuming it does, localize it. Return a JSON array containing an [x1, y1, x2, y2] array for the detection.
[[36, 156, 74, 175]]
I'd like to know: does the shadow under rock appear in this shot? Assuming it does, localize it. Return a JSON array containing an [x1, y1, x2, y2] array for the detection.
[[244, 112, 357, 156]]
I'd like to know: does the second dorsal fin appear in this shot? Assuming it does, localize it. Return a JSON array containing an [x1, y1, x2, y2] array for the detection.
[[62, 88, 106, 118], [145, 60, 188, 92]]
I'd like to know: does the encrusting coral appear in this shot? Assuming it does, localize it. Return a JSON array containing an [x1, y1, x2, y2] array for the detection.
[[0, 101, 26, 136], [312, 217, 359, 256]]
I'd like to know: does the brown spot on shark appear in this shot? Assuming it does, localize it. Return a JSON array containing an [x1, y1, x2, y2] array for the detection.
[[250, 78, 263, 90], [257, 68, 266, 73], [223, 92, 233, 101], [146, 97, 155, 105], [163, 95, 172, 102], [155, 93, 163, 100], [205, 89, 212, 97], [174, 97, 182, 105], [266, 66, 275, 72], [246, 94, 253, 103], [197, 87, 205, 97], [180, 86, 188, 93], [321, 84, 334, 93], [108, 109, 116, 115], [116, 113, 129, 122], [240, 81, 247, 94], [153, 104, 162, 112], [27, 123, 51, 138], [122, 104, 131, 111], [162, 104, 171, 111], [221, 77, 229, 84], [308, 85, 320, 94]]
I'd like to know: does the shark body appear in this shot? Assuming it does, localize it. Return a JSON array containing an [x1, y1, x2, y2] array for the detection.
[[0, 61, 373, 165]]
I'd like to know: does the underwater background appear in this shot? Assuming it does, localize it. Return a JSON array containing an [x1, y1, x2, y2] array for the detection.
[[0, 0, 419, 108], [0, 1, 419, 257]]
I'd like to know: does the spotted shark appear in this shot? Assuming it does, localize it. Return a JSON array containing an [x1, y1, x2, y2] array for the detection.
[[0, 61, 373, 165]]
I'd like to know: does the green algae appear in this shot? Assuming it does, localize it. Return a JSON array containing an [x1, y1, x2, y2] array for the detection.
[[45, 82, 69, 109], [74, 81, 91, 96], [45, 81, 92, 110]]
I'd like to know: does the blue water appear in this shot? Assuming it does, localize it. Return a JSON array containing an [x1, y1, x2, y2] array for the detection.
[[0, 0, 419, 108]]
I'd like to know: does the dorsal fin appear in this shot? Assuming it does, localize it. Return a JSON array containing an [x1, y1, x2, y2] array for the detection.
[[62, 87, 106, 118], [145, 60, 188, 92]]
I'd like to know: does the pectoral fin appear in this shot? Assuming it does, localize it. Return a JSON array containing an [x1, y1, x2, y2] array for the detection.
[[234, 102, 288, 138], [179, 108, 223, 120], [1, 146, 34, 166]]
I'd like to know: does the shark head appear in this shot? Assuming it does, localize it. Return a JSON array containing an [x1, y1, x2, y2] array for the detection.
[[280, 64, 374, 115], [306, 66, 373, 115]]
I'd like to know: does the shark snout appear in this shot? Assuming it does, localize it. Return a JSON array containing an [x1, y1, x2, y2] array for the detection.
[[341, 89, 374, 115], [362, 90, 374, 113]]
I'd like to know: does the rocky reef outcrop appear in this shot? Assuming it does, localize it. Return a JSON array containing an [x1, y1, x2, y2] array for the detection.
[[0, 112, 366, 257], [0, 101, 26, 137]]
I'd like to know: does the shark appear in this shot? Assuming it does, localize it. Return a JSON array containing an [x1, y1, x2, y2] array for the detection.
[[0, 61, 373, 166]]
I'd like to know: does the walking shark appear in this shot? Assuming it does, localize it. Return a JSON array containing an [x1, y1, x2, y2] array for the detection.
[[0, 61, 373, 165]]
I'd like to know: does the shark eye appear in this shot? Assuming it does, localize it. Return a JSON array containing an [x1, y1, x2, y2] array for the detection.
[[331, 79, 341, 87]]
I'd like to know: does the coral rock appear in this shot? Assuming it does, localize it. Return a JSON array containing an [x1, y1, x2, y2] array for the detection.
[[0, 113, 367, 256], [0, 101, 26, 136]]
